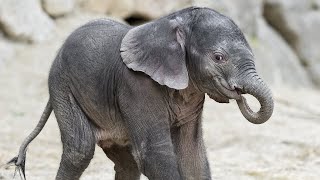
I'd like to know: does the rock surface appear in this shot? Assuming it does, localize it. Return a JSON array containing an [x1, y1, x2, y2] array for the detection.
[[0, 0, 55, 43], [80, 0, 190, 19], [78, 0, 111, 14], [251, 18, 313, 88], [42, 0, 75, 17], [263, 0, 320, 86]]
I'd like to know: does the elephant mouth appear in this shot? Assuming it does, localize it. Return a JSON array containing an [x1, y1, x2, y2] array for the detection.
[[217, 78, 241, 96], [207, 93, 230, 103], [207, 78, 243, 103], [208, 87, 242, 103]]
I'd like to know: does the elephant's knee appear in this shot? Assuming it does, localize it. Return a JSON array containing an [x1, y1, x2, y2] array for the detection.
[[70, 151, 93, 168], [131, 140, 180, 179], [62, 144, 95, 170]]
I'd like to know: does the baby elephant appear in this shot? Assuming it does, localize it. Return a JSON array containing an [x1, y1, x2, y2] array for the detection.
[[9, 6, 273, 180]]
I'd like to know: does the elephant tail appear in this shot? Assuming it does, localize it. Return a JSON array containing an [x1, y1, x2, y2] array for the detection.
[[7, 99, 53, 180]]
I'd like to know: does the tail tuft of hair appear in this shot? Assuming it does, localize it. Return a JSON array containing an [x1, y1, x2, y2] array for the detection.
[[6, 152, 26, 180]]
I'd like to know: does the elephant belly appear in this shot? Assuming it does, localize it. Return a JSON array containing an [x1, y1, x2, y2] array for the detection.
[[79, 97, 130, 148]]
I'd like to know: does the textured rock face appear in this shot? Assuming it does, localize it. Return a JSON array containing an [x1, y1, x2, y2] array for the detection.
[[263, 0, 320, 86], [42, 0, 75, 17], [0, 0, 55, 43], [77, 0, 111, 14], [251, 18, 313, 87], [80, 0, 191, 19]]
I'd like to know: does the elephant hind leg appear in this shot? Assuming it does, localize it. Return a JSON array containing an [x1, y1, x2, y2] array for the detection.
[[99, 142, 141, 180], [52, 92, 96, 180]]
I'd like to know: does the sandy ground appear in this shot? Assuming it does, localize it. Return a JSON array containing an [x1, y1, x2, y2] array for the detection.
[[0, 12, 320, 180]]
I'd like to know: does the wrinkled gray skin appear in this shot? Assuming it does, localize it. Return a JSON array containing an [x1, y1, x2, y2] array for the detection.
[[9, 7, 273, 180]]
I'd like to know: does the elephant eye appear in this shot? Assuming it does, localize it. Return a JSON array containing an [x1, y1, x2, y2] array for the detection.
[[215, 54, 223, 61], [213, 52, 226, 63]]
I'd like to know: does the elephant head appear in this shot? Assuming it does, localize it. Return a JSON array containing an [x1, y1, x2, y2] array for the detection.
[[120, 7, 274, 124]]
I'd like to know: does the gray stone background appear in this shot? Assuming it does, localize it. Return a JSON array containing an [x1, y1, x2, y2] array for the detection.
[[0, 0, 319, 179]]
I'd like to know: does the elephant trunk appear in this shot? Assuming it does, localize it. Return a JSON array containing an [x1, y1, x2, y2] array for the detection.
[[236, 75, 274, 124]]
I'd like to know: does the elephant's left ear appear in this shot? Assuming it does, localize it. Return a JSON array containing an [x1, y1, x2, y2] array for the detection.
[[120, 18, 188, 90]]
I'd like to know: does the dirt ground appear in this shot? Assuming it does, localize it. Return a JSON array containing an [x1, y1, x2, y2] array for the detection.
[[0, 13, 319, 180]]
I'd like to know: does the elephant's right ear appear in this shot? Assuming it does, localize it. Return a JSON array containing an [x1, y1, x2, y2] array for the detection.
[[120, 18, 189, 90]]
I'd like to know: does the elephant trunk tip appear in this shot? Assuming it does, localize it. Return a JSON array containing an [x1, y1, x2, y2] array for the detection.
[[236, 84, 274, 124]]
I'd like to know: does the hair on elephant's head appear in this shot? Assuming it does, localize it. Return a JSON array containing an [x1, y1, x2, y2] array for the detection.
[[120, 7, 274, 124]]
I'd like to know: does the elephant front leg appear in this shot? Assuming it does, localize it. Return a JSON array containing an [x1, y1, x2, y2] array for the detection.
[[118, 73, 183, 179], [123, 119, 181, 180], [119, 95, 181, 179], [172, 119, 211, 180]]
